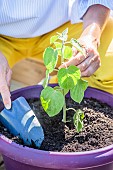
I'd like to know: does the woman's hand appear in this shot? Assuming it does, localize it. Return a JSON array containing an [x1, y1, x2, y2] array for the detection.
[[0, 52, 12, 109], [59, 35, 101, 77], [59, 4, 110, 77]]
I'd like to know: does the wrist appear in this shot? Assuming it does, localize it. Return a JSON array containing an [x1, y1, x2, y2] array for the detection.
[[79, 34, 100, 49], [80, 23, 101, 48]]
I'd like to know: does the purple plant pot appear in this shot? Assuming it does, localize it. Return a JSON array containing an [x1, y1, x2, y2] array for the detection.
[[0, 84, 113, 170]]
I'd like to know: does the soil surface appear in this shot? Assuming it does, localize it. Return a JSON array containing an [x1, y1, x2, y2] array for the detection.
[[0, 97, 113, 152]]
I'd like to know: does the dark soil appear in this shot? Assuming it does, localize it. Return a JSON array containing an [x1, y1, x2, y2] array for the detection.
[[0, 97, 113, 152]]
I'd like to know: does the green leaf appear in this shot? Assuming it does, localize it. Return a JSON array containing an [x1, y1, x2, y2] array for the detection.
[[54, 42, 62, 56], [54, 42, 62, 49], [43, 70, 49, 88], [54, 86, 69, 95], [70, 79, 88, 103], [63, 46, 72, 59], [58, 65, 81, 90], [62, 28, 68, 36], [40, 86, 64, 117], [59, 35, 68, 42], [64, 88, 69, 95], [56, 32, 62, 36], [54, 86, 63, 93], [73, 109, 84, 132], [43, 47, 58, 73], [50, 35, 59, 44], [58, 28, 68, 42], [71, 38, 85, 56]]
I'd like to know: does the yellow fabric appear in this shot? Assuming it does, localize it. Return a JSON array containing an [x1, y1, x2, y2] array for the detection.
[[0, 19, 113, 93], [84, 17, 113, 94]]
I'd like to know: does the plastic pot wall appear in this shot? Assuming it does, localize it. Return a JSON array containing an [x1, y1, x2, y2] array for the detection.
[[0, 84, 113, 170]]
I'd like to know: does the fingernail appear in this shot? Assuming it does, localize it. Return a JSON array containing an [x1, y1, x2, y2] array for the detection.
[[5, 104, 11, 110]]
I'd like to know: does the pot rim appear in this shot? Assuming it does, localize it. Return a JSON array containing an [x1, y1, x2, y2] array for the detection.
[[0, 84, 113, 155], [0, 84, 113, 169]]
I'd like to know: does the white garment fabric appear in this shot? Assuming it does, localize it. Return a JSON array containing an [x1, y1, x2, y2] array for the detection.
[[0, 0, 113, 38], [71, 0, 113, 23]]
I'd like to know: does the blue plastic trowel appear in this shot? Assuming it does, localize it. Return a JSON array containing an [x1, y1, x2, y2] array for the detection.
[[0, 97, 44, 148]]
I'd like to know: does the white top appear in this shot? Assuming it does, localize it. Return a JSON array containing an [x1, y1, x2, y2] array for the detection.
[[0, 0, 113, 38]]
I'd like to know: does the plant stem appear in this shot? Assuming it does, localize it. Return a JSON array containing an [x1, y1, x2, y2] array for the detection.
[[66, 108, 76, 112], [61, 40, 64, 64], [61, 39, 67, 123], [62, 91, 67, 123]]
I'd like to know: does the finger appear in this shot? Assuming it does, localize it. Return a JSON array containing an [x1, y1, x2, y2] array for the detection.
[[0, 72, 11, 109], [81, 57, 101, 77], [6, 69, 12, 88], [72, 46, 78, 56], [77, 47, 100, 72], [77, 54, 94, 72], [59, 52, 86, 69]]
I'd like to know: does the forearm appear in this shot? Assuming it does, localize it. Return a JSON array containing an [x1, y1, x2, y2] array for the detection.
[[81, 4, 110, 47]]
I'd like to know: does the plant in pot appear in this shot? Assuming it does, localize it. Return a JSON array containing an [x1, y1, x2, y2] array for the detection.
[[40, 28, 88, 133], [0, 29, 113, 170]]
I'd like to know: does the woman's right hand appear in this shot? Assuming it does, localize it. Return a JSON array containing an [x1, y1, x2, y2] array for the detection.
[[0, 52, 12, 109]]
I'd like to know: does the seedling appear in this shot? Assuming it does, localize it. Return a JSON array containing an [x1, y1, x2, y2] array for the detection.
[[40, 28, 88, 132]]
